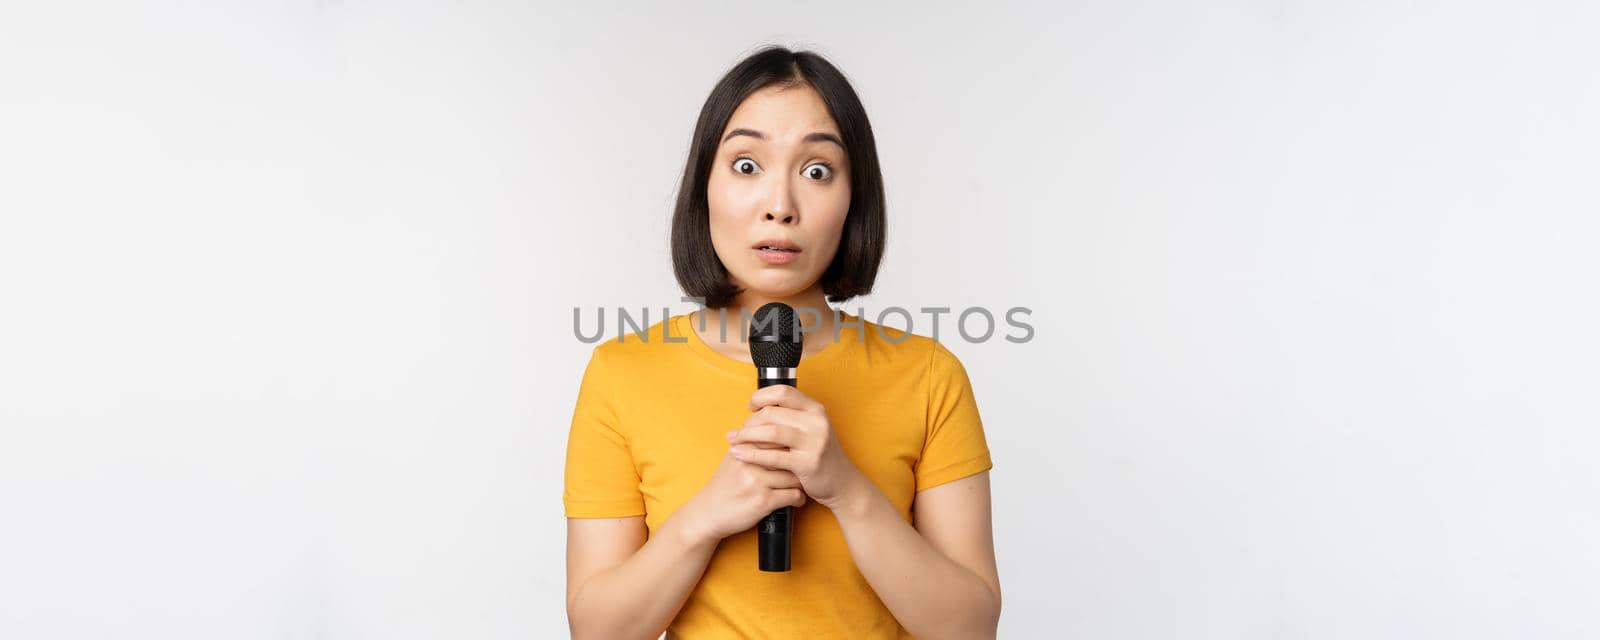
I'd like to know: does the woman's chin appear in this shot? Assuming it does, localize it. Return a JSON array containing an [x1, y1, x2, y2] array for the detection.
[[734, 274, 816, 300]]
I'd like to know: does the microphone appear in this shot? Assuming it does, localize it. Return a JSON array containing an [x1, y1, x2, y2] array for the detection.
[[748, 302, 801, 572]]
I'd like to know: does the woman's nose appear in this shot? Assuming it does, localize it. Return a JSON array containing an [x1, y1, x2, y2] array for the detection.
[[763, 177, 799, 224], [764, 210, 796, 224]]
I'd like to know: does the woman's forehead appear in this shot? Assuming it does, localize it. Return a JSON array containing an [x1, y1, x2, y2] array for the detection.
[[722, 85, 841, 141]]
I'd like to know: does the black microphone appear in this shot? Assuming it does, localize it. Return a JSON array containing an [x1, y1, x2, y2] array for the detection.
[[748, 302, 801, 572]]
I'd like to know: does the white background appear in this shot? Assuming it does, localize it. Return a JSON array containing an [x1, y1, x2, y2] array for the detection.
[[2, 1, 1596, 638]]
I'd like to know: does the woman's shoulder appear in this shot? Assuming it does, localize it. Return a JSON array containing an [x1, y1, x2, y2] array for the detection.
[[841, 311, 969, 373], [584, 315, 687, 362]]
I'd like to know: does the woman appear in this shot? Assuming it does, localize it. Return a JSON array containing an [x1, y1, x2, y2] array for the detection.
[[563, 46, 1000, 639]]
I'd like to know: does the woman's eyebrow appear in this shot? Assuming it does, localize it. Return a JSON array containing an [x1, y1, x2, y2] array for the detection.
[[722, 128, 845, 150]]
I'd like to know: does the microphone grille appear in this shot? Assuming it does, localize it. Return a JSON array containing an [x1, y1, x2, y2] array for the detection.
[[748, 302, 802, 368]]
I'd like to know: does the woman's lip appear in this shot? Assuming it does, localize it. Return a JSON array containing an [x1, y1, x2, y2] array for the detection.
[[754, 247, 801, 265]]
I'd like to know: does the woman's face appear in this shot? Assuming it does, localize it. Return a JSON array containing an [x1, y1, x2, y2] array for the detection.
[[706, 83, 851, 300]]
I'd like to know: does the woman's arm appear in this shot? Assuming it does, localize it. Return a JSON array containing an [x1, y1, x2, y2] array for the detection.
[[832, 470, 1002, 640], [566, 447, 809, 639], [729, 384, 1002, 638], [565, 512, 717, 640]]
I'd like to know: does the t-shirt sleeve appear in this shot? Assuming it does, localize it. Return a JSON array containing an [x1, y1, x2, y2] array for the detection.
[[915, 341, 994, 491], [562, 344, 647, 518]]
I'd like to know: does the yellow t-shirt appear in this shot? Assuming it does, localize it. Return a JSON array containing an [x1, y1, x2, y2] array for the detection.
[[562, 311, 993, 639]]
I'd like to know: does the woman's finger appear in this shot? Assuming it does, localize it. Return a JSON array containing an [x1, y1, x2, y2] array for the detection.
[[728, 422, 802, 448], [749, 406, 812, 430], [773, 488, 806, 510], [748, 384, 824, 413], [757, 467, 802, 489], [731, 444, 792, 472]]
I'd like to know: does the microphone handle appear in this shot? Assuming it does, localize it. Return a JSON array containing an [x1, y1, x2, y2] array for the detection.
[[755, 376, 796, 572]]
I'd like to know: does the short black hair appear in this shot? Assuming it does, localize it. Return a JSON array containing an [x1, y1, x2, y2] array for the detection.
[[671, 46, 886, 309]]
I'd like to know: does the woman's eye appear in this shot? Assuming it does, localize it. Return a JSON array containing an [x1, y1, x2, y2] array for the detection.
[[733, 158, 761, 175], [803, 162, 833, 181]]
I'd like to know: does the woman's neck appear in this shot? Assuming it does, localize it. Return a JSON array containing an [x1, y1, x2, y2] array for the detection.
[[692, 287, 837, 356]]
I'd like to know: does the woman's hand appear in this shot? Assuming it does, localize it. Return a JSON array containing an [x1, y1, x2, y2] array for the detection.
[[727, 384, 867, 512], [675, 449, 809, 547]]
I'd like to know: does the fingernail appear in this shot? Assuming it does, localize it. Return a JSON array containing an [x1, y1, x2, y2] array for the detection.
[[727, 429, 738, 439]]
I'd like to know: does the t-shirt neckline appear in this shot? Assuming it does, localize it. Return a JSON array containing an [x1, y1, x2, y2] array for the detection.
[[676, 309, 860, 378]]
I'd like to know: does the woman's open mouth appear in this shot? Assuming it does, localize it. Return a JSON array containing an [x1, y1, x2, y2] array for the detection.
[[754, 245, 801, 265]]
